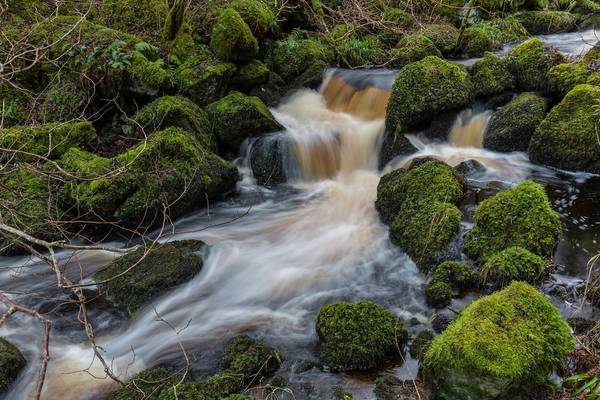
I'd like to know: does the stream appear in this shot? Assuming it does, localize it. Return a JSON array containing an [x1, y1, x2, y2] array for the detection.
[[1, 30, 599, 399]]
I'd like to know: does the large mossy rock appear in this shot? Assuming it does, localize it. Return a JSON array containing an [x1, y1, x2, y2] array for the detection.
[[0, 338, 26, 393], [529, 84, 600, 173], [95, 240, 205, 315], [376, 161, 466, 271], [219, 335, 282, 379], [112, 367, 181, 400], [459, 25, 502, 57], [389, 34, 441, 68], [316, 300, 408, 372], [504, 38, 564, 91], [0, 122, 96, 161], [464, 180, 562, 263], [267, 34, 334, 82], [386, 56, 472, 135], [423, 282, 574, 400], [206, 91, 281, 152], [60, 128, 238, 228], [480, 246, 547, 289], [419, 23, 460, 55], [518, 11, 576, 34], [469, 52, 514, 98], [229, 0, 277, 38], [210, 8, 259, 62], [547, 44, 600, 98], [426, 261, 475, 309], [483, 92, 548, 152], [133, 96, 214, 150], [158, 374, 244, 400]]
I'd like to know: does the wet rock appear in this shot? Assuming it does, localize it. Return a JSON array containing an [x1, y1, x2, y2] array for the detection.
[[483, 92, 548, 152], [431, 313, 453, 333], [409, 330, 435, 360], [316, 300, 408, 372], [479, 246, 548, 289], [426, 261, 475, 308], [378, 131, 417, 168], [248, 71, 289, 107], [230, 59, 270, 92], [567, 317, 596, 335], [455, 159, 486, 176], [408, 156, 438, 170], [219, 335, 282, 380], [504, 38, 565, 92], [423, 282, 574, 400], [0, 338, 26, 393], [469, 52, 514, 98], [482, 92, 515, 109], [95, 240, 206, 316], [295, 359, 322, 373], [249, 134, 290, 186]]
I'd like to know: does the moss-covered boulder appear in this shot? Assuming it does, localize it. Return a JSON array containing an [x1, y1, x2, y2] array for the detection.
[[389, 34, 442, 68], [469, 52, 514, 97], [529, 84, 600, 173], [60, 128, 238, 228], [518, 11, 576, 34], [100, 0, 168, 37], [426, 261, 475, 308], [420, 23, 460, 55], [133, 96, 214, 150], [267, 34, 334, 82], [112, 367, 182, 400], [459, 25, 502, 57], [423, 282, 574, 399], [219, 335, 282, 380], [206, 91, 281, 152], [0, 338, 26, 393], [380, 9, 416, 43], [210, 8, 259, 62], [504, 38, 565, 91], [464, 180, 562, 263], [547, 45, 600, 98], [0, 122, 96, 161], [95, 240, 204, 315], [386, 56, 472, 135], [480, 246, 547, 289], [230, 0, 277, 38], [483, 92, 548, 152], [316, 300, 408, 372], [230, 59, 271, 91], [158, 374, 244, 400], [376, 161, 466, 271]]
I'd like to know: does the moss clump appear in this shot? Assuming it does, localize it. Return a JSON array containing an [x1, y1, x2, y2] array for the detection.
[[268, 34, 334, 81], [316, 300, 408, 372], [101, 0, 168, 37], [518, 11, 576, 34], [39, 77, 87, 123], [158, 374, 244, 400], [113, 367, 182, 400], [0, 122, 96, 161], [376, 161, 466, 271], [569, 0, 600, 14], [0, 84, 30, 127], [386, 56, 472, 134], [504, 38, 565, 91], [210, 8, 259, 62], [133, 96, 214, 150], [480, 246, 547, 289], [426, 262, 474, 308], [464, 180, 562, 263], [529, 84, 600, 173], [230, 59, 270, 90], [0, 338, 26, 393], [423, 282, 574, 399], [469, 52, 514, 97], [337, 35, 385, 68], [230, 0, 276, 38], [425, 280, 454, 310], [409, 330, 435, 361], [483, 92, 548, 152], [389, 34, 442, 68], [459, 25, 502, 57], [547, 45, 600, 98], [60, 128, 238, 229], [219, 335, 282, 380], [373, 374, 402, 400], [419, 23, 460, 55], [381, 9, 416, 43], [95, 240, 204, 315], [173, 53, 235, 106], [206, 91, 281, 152]]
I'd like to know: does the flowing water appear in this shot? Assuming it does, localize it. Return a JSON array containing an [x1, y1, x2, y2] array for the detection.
[[1, 31, 600, 400]]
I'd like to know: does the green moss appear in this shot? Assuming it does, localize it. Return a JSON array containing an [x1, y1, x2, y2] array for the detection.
[[423, 282, 574, 399], [173, 54, 235, 106], [0, 122, 96, 161], [486, 16, 530, 42], [39, 77, 87, 123], [206, 91, 281, 152], [504, 38, 565, 91], [480, 246, 547, 289], [268, 34, 334, 81], [158, 374, 244, 400], [581, 14, 600, 29], [518, 11, 577, 34], [60, 128, 238, 228], [547, 62, 590, 98], [316, 300, 408, 372], [381, 9, 416, 43], [569, 0, 600, 14], [473, 0, 526, 17], [231, 59, 270, 90], [373, 374, 401, 400], [409, 330, 435, 361], [230, 0, 277, 38], [337, 35, 385, 67], [100, 0, 168, 34], [219, 335, 282, 380], [469, 52, 515, 97], [483, 92, 548, 152], [389, 34, 442, 68], [133, 96, 214, 150], [460, 26, 501, 57], [0, 338, 26, 393], [163, 0, 185, 41], [425, 279, 454, 309], [432, 261, 475, 290], [529, 84, 600, 173], [386, 56, 472, 134], [95, 240, 204, 315], [210, 8, 258, 62], [464, 180, 562, 263], [113, 367, 182, 400], [0, 84, 30, 127], [420, 23, 460, 55]]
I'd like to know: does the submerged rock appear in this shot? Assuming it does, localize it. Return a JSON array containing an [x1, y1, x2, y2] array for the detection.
[[483, 92, 548, 152], [504, 38, 564, 92], [529, 84, 600, 173], [316, 300, 407, 372], [249, 134, 291, 185], [479, 246, 548, 289], [0, 338, 26, 393], [95, 240, 205, 315], [455, 159, 486, 176], [464, 180, 562, 263], [423, 282, 574, 400]]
